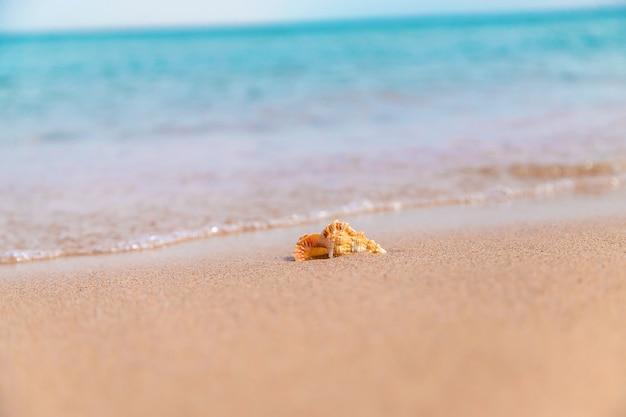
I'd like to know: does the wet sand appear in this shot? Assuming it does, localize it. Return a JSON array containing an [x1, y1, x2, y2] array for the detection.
[[1, 199, 626, 417]]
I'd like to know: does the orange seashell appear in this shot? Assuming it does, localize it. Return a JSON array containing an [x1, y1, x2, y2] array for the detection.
[[293, 220, 386, 261], [293, 233, 330, 261]]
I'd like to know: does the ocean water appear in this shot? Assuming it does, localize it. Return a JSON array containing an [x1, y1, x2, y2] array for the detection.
[[1, 8, 626, 263]]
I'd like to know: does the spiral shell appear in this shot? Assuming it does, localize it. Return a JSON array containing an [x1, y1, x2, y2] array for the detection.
[[293, 233, 330, 261], [293, 220, 386, 261]]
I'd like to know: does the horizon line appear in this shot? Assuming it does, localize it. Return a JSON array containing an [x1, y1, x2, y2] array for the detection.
[[0, 3, 623, 37]]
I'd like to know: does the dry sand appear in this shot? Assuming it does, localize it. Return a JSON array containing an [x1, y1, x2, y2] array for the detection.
[[1, 199, 626, 417]]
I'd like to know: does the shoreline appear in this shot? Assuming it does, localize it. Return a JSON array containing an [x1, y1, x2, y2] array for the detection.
[[2, 185, 626, 268], [1, 194, 626, 416]]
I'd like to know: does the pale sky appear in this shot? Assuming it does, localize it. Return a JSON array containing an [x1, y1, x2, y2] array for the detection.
[[0, 0, 620, 32]]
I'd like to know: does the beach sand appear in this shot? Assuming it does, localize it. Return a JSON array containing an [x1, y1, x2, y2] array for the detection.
[[1, 196, 626, 417]]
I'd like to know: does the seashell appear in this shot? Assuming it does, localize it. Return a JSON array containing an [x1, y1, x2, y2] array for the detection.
[[293, 220, 386, 261], [293, 233, 330, 261]]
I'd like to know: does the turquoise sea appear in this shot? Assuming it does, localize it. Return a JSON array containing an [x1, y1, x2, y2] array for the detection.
[[1, 7, 625, 263]]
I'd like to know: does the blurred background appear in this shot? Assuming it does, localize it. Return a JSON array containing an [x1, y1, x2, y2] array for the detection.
[[1, 0, 625, 263], [1, 0, 620, 31]]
